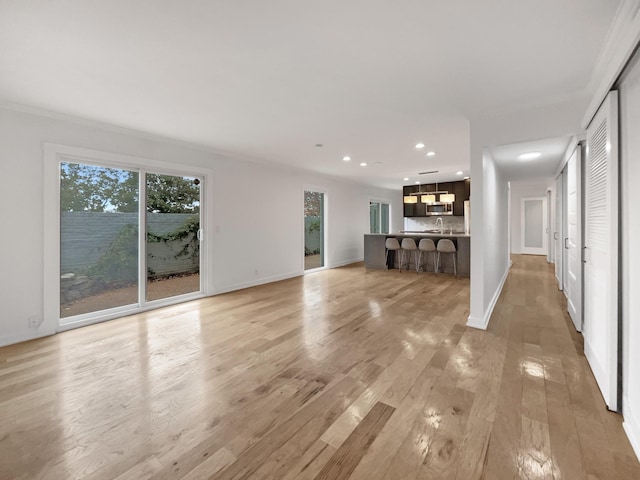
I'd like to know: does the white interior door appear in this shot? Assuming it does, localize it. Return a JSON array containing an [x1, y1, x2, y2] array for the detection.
[[584, 90, 619, 411], [554, 173, 564, 289], [565, 148, 583, 331], [521, 197, 548, 255]]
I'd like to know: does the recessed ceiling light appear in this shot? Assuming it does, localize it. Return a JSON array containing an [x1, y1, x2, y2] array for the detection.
[[403, 177, 409, 181], [426, 151, 436, 157], [414, 181, 420, 184], [518, 152, 541, 160], [342, 156, 351, 161], [360, 162, 367, 166], [415, 143, 425, 149], [456, 171, 463, 175]]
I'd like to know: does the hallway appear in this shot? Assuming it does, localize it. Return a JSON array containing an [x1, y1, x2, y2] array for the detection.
[[0, 256, 638, 479], [482, 255, 639, 478]]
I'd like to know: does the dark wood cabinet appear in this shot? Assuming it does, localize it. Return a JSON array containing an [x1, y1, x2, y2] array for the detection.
[[402, 179, 470, 217], [453, 181, 466, 215]]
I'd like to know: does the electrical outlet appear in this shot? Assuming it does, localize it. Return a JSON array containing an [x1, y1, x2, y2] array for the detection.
[[28, 315, 42, 329]]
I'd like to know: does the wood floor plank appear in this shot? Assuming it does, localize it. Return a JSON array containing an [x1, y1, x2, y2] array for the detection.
[[418, 386, 475, 478], [453, 416, 492, 480], [280, 440, 336, 480], [518, 415, 553, 479], [347, 365, 442, 480], [545, 377, 586, 479], [313, 401, 395, 480], [0, 257, 638, 479]]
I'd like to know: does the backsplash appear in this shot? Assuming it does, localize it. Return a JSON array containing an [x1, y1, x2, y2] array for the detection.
[[404, 216, 465, 231]]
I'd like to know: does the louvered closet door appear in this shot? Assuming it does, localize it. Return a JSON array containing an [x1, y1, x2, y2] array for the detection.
[[584, 90, 619, 411]]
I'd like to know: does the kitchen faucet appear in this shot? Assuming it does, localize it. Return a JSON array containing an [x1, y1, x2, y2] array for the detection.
[[436, 217, 444, 234]]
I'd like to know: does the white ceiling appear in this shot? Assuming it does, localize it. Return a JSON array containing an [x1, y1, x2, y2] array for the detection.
[[490, 136, 573, 182], [0, 1, 621, 189]]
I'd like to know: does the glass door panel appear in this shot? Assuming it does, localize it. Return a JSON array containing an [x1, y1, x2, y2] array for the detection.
[[60, 162, 139, 318], [370, 201, 390, 234], [380, 203, 390, 234], [370, 202, 380, 233], [146, 173, 201, 301], [304, 190, 324, 270]]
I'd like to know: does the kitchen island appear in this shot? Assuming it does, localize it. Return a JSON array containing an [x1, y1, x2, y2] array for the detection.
[[364, 232, 470, 276]]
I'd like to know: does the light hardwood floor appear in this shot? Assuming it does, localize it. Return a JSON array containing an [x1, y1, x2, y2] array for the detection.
[[0, 255, 638, 479]]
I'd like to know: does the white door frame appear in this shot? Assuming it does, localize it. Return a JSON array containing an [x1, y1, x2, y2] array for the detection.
[[369, 197, 391, 234], [546, 189, 553, 263], [565, 146, 583, 332], [520, 196, 548, 255], [554, 173, 564, 290], [43, 143, 213, 333], [303, 186, 328, 272]]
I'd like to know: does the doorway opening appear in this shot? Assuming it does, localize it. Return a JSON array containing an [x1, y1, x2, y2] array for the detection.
[[369, 201, 390, 234], [304, 190, 325, 271]]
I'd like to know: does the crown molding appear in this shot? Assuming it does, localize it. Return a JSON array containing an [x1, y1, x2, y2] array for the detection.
[[0, 101, 390, 192], [582, 0, 640, 128]]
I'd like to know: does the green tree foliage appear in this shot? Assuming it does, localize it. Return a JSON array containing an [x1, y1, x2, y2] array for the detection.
[[304, 191, 322, 217], [60, 163, 135, 212], [146, 174, 200, 213], [60, 163, 200, 213]]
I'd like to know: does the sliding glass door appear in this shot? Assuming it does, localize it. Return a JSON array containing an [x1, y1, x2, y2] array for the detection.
[[369, 201, 390, 234], [304, 190, 325, 270], [146, 173, 201, 301], [60, 162, 140, 318], [59, 160, 203, 324]]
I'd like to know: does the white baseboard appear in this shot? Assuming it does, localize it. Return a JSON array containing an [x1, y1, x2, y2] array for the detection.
[[467, 263, 511, 331], [330, 257, 364, 268], [0, 328, 55, 348], [214, 271, 302, 295], [213, 260, 362, 295], [624, 398, 640, 462]]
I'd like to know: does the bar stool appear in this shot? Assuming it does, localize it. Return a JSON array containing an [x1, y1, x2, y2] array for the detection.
[[400, 238, 418, 272], [417, 238, 437, 273], [436, 239, 457, 275], [384, 237, 401, 270]]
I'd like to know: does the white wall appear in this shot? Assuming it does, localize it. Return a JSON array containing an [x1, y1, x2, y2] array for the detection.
[[509, 180, 552, 254], [619, 49, 640, 459], [0, 107, 401, 347], [467, 146, 510, 329], [482, 151, 510, 324]]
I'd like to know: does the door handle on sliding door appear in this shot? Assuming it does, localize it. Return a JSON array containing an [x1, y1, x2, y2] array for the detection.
[[564, 238, 569, 249], [553, 232, 559, 240]]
